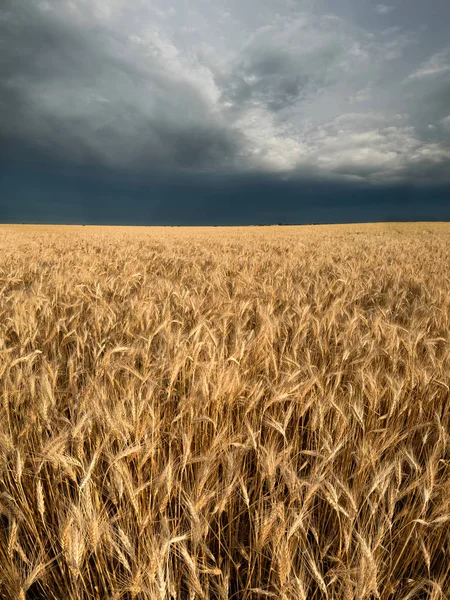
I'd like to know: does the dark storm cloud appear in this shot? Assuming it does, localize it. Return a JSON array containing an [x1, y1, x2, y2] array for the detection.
[[2, 151, 449, 225], [1, 0, 450, 197], [217, 16, 368, 113], [0, 0, 242, 172]]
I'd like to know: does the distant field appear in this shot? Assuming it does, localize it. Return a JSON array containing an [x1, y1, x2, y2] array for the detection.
[[1, 223, 449, 599]]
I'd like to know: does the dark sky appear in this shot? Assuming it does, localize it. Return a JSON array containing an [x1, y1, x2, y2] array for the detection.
[[1, 0, 449, 225]]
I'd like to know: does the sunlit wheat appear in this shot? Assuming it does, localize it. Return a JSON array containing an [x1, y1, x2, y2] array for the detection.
[[0, 222, 449, 599]]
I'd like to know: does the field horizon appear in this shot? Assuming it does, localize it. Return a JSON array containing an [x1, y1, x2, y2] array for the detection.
[[1, 221, 450, 231]]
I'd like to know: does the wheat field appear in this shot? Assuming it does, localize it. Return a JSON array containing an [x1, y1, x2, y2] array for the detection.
[[0, 223, 449, 600]]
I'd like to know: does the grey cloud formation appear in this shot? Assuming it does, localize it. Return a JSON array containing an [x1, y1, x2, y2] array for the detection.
[[218, 16, 371, 113], [406, 47, 450, 80], [375, 5, 394, 16], [1, 0, 450, 183], [0, 0, 243, 171]]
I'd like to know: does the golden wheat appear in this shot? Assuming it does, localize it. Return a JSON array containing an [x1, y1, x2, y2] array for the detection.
[[0, 223, 449, 599]]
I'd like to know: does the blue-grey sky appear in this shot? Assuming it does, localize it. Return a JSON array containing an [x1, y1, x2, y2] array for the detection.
[[1, 0, 449, 224]]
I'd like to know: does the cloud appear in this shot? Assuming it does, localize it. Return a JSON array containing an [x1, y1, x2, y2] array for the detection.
[[406, 47, 450, 80], [0, 0, 243, 172], [403, 46, 450, 139], [282, 113, 450, 183], [218, 15, 375, 114], [348, 86, 372, 104], [0, 0, 449, 185], [375, 5, 395, 15]]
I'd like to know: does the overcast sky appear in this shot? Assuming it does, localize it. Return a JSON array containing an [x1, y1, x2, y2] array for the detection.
[[1, 0, 449, 224]]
